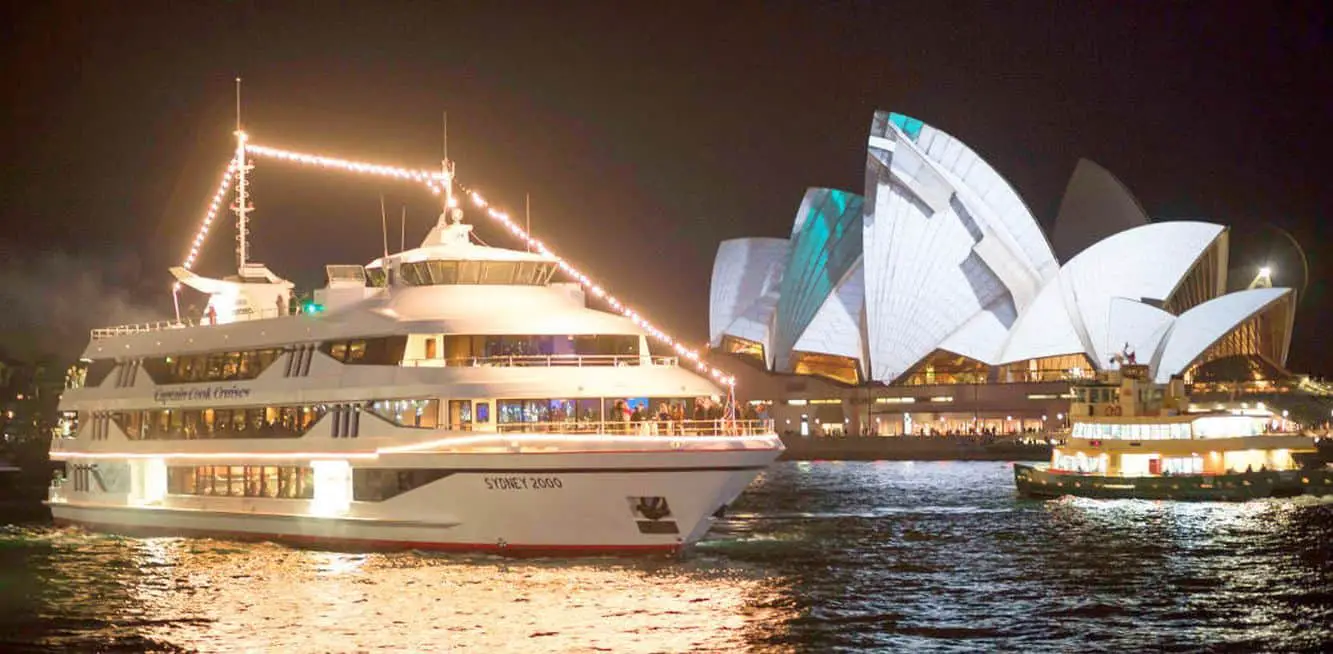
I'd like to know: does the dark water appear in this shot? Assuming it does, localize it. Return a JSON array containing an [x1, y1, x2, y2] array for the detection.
[[2, 461, 1331, 653]]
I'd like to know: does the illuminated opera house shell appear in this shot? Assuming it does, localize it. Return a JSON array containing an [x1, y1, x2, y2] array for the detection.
[[710, 112, 1295, 386]]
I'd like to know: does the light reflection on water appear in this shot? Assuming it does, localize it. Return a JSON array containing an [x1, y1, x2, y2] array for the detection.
[[2, 530, 793, 652], [2, 461, 1331, 652]]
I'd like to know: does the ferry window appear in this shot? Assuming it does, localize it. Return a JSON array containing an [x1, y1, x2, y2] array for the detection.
[[321, 337, 407, 365], [576, 398, 601, 422], [142, 349, 283, 385], [497, 399, 527, 424], [429, 261, 457, 284], [476, 402, 490, 423], [366, 267, 387, 287], [353, 469, 452, 502], [368, 399, 440, 428], [481, 261, 516, 284], [115, 404, 330, 440], [167, 467, 195, 494], [168, 466, 314, 499], [458, 260, 482, 284], [514, 261, 538, 285], [70, 359, 115, 389], [399, 262, 426, 286]]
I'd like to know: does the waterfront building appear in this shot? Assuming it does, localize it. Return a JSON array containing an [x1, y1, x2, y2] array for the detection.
[[711, 112, 1299, 437]]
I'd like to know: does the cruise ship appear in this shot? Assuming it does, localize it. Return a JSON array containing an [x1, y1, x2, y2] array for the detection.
[[1014, 363, 1333, 500], [47, 136, 783, 555]]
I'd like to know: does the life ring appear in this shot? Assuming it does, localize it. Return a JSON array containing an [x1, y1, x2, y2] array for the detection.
[[1104, 405, 1116, 417]]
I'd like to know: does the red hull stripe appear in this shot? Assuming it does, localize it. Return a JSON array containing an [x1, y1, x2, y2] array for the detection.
[[52, 518, 682, 556]]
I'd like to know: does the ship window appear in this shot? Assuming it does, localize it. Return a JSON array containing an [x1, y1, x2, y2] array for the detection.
[[366, 267, 387, 287], [514, 261, 538, 285], [68, 359, 116, 389], [168, 465, 313, 498], [113, 403, 330, 440], [429, 261, 457, 284], [480, 261, 515, 284], [320, 336, 408, 365], [399, 262, 426, 286], [458, 260, 481, 284], [141, 348, 283, 385], [352, 469, 452, 501], [368, 399, 440, 428]]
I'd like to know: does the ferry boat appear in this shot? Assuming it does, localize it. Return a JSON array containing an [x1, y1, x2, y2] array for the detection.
[[46, 136, 782, 555], [1014, 364, 1333, 500]]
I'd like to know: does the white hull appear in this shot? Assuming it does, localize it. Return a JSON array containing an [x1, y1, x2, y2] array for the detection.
[[48, 444, 777, 555]]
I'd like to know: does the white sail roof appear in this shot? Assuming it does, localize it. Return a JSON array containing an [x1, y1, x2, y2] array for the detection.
[[1152, 287, 1294, 382], [709, 237, 788, 347], [1050, 159, 1150, 263]]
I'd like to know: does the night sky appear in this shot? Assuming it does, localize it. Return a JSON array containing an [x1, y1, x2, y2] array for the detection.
[[1, 2, 1329, 371]]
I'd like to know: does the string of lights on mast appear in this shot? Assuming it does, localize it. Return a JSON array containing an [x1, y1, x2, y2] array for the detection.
[[174, 107, 737, 387]]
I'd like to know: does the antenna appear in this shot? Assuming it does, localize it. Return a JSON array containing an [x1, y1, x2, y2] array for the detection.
[[525, 193, 531, 253], [232, 76, 254, 273], [379, 193, 389, 257], [400, 205, 406, 252]]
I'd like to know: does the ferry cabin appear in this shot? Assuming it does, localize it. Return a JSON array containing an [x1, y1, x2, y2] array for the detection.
[[1052, 365, 1314, 478], [1054, 414, 1311, 477]]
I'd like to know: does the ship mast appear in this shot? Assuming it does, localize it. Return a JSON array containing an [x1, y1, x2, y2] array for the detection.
[[233, 77, 254, 273], [442, 111, 456, 219]]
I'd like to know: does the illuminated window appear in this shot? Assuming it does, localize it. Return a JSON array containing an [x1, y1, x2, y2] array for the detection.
[[791, 351, 860, 385]]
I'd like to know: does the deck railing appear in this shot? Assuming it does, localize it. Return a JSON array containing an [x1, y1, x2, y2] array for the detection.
[[90, 320, 192, 340], [402, 354, 678, 368], [493, 418, 774, 436], [90, 308, 292, 339]]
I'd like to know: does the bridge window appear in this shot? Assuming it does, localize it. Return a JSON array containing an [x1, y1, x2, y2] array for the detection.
[[395, 261, 556, 287], [416, 334, 640, 365]]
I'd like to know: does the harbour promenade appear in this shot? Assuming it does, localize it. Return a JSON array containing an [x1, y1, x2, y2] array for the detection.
[[779, 433, 1053, 462]]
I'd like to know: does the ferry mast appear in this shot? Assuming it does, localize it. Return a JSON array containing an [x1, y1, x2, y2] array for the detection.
[[233, 77, 254, 273]]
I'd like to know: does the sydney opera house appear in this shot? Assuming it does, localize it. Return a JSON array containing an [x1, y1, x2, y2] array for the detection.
[[710, 112, 1297, 437]]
